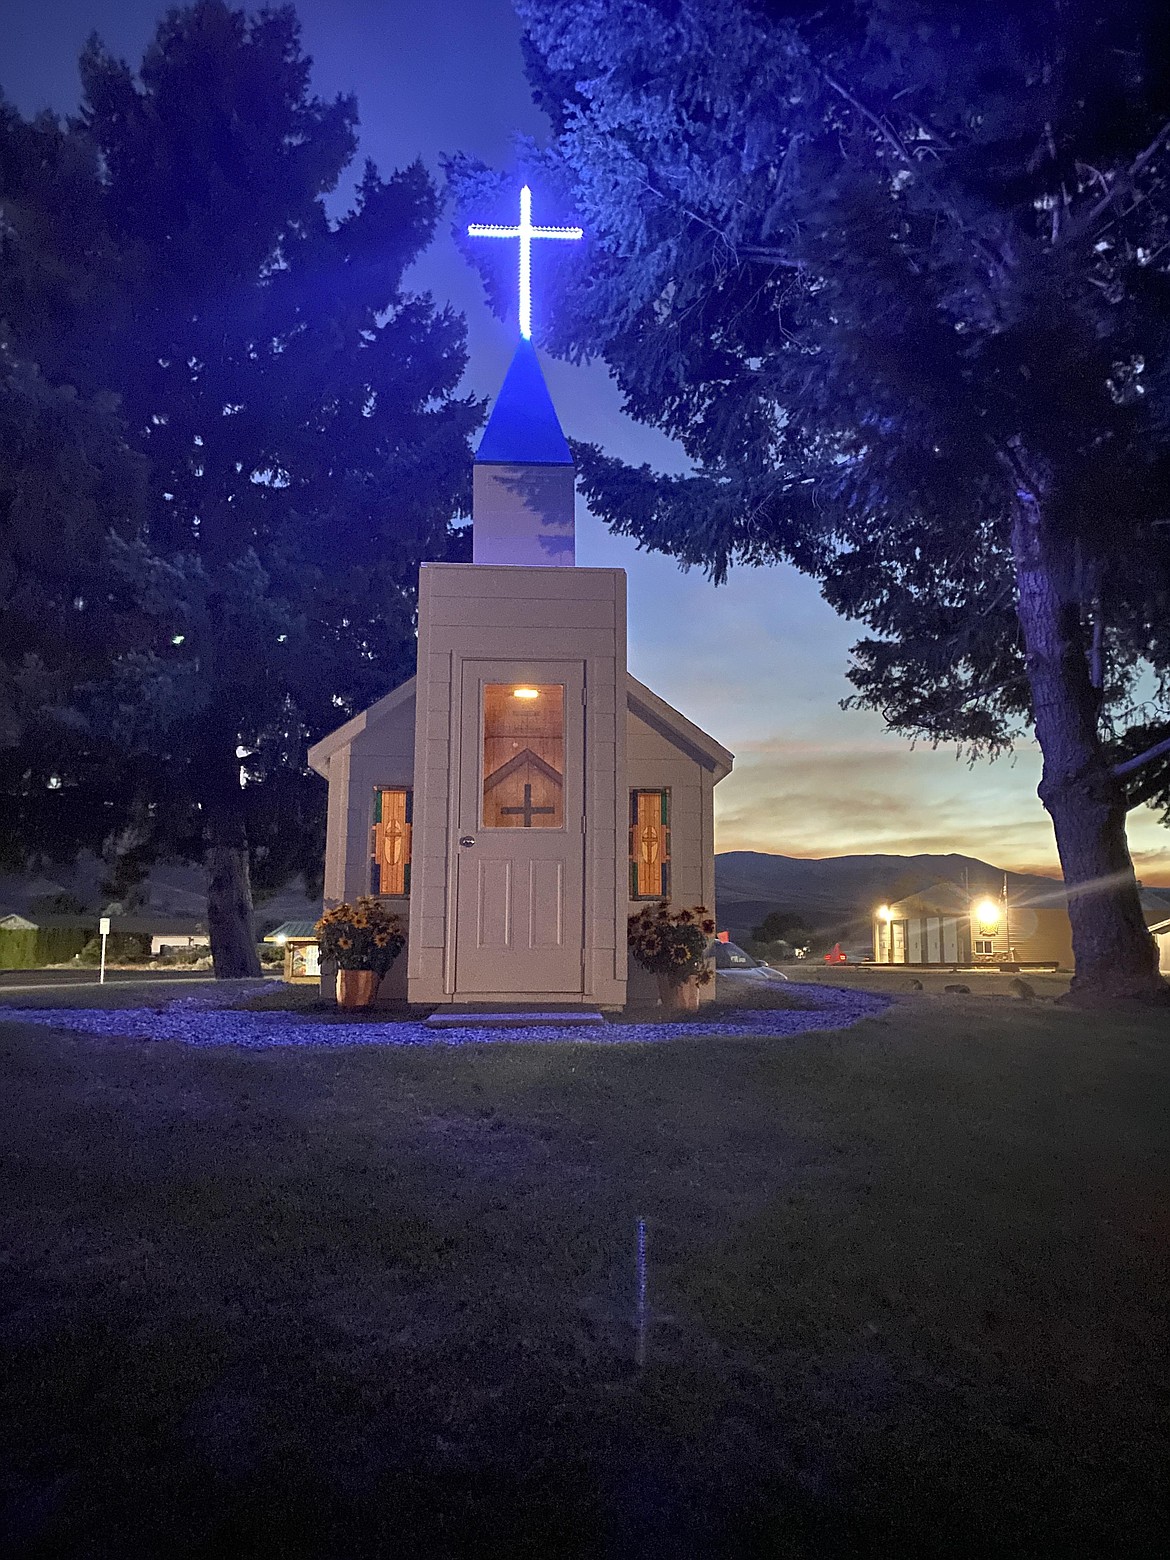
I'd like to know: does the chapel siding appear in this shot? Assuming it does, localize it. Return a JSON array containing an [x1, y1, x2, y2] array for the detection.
[[626, 706, 719, 1005], [407, 561, 628, 1006], [329, 692, 416, 1000]]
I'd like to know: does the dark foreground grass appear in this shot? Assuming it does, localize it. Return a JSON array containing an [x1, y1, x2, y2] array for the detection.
[[1, 995, 1167, 1558]]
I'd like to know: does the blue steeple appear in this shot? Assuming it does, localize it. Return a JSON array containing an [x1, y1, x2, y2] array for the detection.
[[475, 339, 573, 466]]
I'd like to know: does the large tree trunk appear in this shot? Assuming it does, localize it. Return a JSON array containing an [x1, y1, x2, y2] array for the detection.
[[1009, 474, 1165, 1004], [203, 774, 261, 981]]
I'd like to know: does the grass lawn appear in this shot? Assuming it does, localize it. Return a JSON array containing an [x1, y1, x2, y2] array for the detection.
[[1, 989, 1166, 1557]]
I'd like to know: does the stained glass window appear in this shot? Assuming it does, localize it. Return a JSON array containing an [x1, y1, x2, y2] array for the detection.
[[630, 789, 670, 898], [370, 787, 412, 895], [482, 683, 564, 829]]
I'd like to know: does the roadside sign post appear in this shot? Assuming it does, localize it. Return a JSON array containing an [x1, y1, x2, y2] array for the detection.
[[98, 916, 111, 985]]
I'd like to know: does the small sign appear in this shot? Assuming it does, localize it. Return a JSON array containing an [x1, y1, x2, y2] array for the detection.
[[99, 916, 111, 936]]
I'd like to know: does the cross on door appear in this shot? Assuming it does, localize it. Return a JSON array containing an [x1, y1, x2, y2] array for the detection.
[[500, 783, 556, 827]]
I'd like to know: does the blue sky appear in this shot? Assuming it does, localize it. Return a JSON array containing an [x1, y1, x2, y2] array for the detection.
[[4, 0, 1168, 883]]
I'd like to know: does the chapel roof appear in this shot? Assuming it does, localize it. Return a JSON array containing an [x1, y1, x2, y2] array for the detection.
[[264, 920, 321, 943], [475, 338, 573, 466]]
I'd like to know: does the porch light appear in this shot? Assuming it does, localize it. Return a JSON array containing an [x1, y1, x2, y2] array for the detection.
[[512, 686, 540, 699], [974, 898, 1001, 932], [877, 905, 893, 921]]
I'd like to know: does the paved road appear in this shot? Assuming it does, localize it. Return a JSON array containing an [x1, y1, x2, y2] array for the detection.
[[0, 969, 279, 997], [0, 968, 212, 989]]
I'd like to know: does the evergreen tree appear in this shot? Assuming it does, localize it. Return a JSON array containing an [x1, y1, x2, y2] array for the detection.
[[0, 100, 147, 873], [0, 347, 146, 872], [2, 3, 480, 974], [451, 0, 1170, 1003]]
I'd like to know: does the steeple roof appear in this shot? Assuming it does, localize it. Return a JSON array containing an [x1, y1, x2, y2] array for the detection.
[[475, 338, 573, 466]]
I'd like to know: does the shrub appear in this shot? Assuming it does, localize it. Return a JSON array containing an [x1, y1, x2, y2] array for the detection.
[[0, 926, 95, 969], [75, 933, 151, 966]]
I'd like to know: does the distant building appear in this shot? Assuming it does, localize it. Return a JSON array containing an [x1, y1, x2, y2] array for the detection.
[[0, 912, 208, 969], [871, 880, 1170, 969]]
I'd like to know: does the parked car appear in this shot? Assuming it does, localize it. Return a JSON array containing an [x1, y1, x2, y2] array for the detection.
[[711, 941, 790, 982]]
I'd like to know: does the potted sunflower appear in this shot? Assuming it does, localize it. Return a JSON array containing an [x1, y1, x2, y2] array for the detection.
[[627, 902, 717, 1012], [315, 897, 406, 1009]]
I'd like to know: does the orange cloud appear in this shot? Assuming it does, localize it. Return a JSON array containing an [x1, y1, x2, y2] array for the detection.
[[714, 738, 1170, 885]]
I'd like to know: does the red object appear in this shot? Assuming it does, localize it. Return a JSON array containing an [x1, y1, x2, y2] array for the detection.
[[716, 931, 730, 943], [824, 942, 847, 964]]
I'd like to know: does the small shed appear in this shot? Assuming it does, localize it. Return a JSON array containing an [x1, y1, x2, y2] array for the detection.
[[264, 920, 321, 984]]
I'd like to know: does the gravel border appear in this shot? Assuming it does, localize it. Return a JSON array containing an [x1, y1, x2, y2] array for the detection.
[[0, 983, 889, 1048]]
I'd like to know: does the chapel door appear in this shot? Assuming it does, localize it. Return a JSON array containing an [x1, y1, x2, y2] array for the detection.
[[453, 660, 585, 996]]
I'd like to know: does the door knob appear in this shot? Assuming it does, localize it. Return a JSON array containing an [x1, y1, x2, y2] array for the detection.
[[459, 836, 476, 847]]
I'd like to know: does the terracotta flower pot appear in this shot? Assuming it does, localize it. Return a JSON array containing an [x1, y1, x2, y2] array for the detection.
[[656, 972, 701, 1013], [336, 969, 380, 1009]]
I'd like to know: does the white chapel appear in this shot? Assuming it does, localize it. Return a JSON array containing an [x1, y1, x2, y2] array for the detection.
[[308, 195, 732, 1008]]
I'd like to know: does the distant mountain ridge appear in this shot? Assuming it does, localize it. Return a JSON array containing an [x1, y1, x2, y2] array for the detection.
[[5, 850, 1166, 951], [714, 850, 1170, 942], [0, 856, 319, 934]]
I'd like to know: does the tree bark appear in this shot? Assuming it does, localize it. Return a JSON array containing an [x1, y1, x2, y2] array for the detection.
[[1009, 471, 1166, 1004], [203, 772, 261, 981]]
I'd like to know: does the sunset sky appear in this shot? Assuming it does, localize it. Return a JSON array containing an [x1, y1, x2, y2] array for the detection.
[[6, 0, 1169, 885]]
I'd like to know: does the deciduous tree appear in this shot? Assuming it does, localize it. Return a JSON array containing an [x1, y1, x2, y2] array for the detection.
[[451, 0, 1170, 1002]]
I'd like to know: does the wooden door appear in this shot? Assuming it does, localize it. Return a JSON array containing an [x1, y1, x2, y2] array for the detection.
[[453, 660, 585, 996], [942, 918, 959, 963], [925, 917, 942, 963], [908, 920, 923, 963], [891, 921, 907, 963]]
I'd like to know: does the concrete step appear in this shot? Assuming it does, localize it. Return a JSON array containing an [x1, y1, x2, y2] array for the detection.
[[425, 1008, 605, 1029]]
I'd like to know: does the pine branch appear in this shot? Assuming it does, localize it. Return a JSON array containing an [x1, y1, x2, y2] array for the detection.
[[822, 74, 913, 165], [738, 245, 808, 270], [1062, 119, 1170, 246]]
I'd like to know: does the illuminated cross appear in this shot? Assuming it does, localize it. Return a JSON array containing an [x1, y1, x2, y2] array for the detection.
[[468, 185, 583, 341]]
